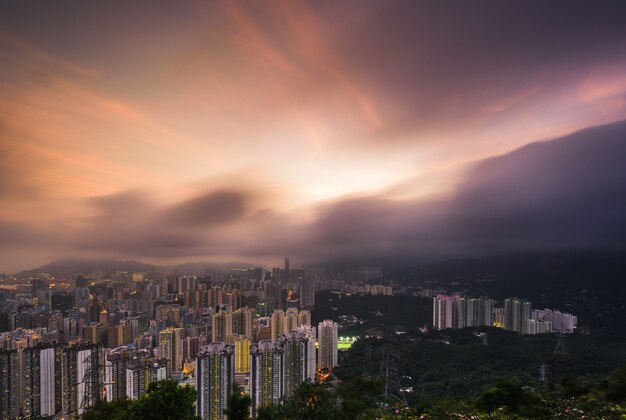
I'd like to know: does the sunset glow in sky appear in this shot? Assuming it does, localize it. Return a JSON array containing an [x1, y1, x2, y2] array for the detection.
[[2, 1, 626, 272]]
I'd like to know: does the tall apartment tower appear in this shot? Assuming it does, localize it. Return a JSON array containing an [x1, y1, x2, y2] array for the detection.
[[297, 310, 311, 327], [271, 310, 285, 343], [0, 349, 20, 419], [22, 343, 56, 418], [250, 340, 284, 417], [212, 311, 233, 344], [159, 327, 183, 373], [282, 326, 316, 398], [196, 343, 234, 420], [432, 294, 462, 329], [126, 358, 168, 400], [234, 336, 251, 374], [300, 276, 316, 309], [504, 298, 533, 334], [317, 320, 338, 371], [284, 308, 299, 334], [105, 351, 134, 402], [284, 257, 290, 276], [483, 298, 494, 326], [520, 301, 533, 335], [231, 307, 253, 339], [60, 342, 102, 417]]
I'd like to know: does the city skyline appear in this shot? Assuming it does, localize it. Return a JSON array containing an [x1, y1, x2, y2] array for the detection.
[[2, 1, 626, 273]]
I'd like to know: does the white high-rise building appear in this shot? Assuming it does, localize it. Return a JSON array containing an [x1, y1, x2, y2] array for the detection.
[[532, 309, 577, 333], [21, 344, 56, 418], [317, 320, 338, 371], [526, 319, 552, 335], [432, 294, 461, 329], [39, 346, 56, 416], [196, 343, 234, 420]]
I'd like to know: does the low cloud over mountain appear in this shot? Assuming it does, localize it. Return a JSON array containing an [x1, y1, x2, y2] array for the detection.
[[2, 120, 626, 271]]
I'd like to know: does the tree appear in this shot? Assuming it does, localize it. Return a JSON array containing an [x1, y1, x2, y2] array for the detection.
[[126, 380, 198, 420], [337, 376, 384, 419], [606, 364, 626, 402], [257, 404, 284, 420], [256, 382, 340, 420], [474, 379, 548, 418], [83, 399, 135, 420], [224, 384, 251, 420]]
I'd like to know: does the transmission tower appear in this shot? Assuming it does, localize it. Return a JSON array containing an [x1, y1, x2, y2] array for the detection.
[[376, 347, 408, 413], [362, 343, 372, 377], [80, 352, 96, 411], [553, 331, 567, 355], [538, 363, 549, 382]]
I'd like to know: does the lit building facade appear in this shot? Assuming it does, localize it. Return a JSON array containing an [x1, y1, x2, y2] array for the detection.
[[196, 343, 234, 420], [317, 320, 338, 371], [250, 340, 284, 416], [159, 327, 183, 373], [282, 327, 316, 398]]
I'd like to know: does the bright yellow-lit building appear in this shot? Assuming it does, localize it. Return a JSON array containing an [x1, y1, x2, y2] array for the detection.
[[234, 335, 250, 374]]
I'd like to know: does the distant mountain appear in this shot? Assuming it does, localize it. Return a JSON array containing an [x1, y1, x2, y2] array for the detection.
[[15, 258, 156, 277], [14, 258, 264, 277]]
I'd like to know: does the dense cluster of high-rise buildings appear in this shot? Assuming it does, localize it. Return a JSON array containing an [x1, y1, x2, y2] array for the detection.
[[0, 338, 102, 418], [432, 294, 577, 334], [0, 259, 352, 419]]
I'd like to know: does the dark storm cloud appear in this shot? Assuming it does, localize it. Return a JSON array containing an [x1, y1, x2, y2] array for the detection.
[[446, 121, 626, 251], [117, 120, 621, 264], [332, 0, 626, 139], [1, 120, 624, 268], [68, 188, 253, 258], [273, 120, 626, 261], [165, 190, 248, 227]]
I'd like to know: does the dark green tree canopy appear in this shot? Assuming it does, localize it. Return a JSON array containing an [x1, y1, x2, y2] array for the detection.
[[83, 380, 198, 420]]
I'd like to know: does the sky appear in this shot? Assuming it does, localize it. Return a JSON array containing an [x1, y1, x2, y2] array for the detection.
[[1, 1, 626, 273]]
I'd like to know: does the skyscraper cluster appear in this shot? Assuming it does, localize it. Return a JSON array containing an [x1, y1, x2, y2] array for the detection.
[[432, 294, 494, 329], [433, 294, 577, 335], [196, 321, 334, 420], [0, 340, 102, 419], [0, 259, 351, 419]]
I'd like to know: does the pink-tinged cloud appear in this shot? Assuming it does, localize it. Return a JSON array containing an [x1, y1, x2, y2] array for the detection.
[[1, 1, 626, 272], [3, 121, 626, 272]]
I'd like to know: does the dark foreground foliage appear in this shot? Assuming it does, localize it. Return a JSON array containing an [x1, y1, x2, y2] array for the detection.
[[83, 380, 198, 420], [84, 363, 626, 419]]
